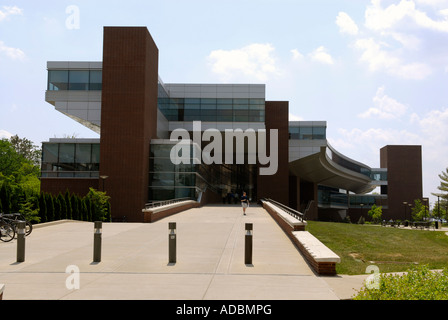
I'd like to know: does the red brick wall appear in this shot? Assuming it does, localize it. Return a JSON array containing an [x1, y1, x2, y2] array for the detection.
[[380, 145, 422, 220], [100, 27, 159, 222], [257, 101, 289, 206], [40, 178, 98, 197]]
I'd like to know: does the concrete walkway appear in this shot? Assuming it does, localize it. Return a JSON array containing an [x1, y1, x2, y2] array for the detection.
[[0, 205, 367, 300]]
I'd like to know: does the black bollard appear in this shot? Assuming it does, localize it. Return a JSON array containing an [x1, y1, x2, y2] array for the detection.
[[169, 222, 176, 264], [93, 221, 102, 263], [16, 221, 26, 263], [245, 223, 253, 265]]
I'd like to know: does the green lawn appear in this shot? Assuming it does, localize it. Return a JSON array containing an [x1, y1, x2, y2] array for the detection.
[[305, 221, 448, 275]]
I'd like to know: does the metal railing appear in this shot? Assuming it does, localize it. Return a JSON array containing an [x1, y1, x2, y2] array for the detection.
[[144, 197, 193, 210], [261, 198, 305, 222]]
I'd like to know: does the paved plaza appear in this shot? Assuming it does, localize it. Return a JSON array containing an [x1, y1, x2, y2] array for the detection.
[[0, 205, 368, 300]]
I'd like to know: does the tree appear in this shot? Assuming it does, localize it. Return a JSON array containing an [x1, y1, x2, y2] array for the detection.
[[45, 193, 55, 222], [38, 193, 47, 223], [19, 196, 40, 223], [9, 135, 41, 167], [411, 199, 427, 221], [85, 188, 110, 222], [368, 204, 382, 224], [432, 167, 448, 200]]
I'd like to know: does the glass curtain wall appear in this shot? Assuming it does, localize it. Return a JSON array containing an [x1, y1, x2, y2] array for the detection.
[[158, 95, 265, 123], [47, 70, 102, 91], [41, 142, 100, 178], [149, 143, 257, 203]]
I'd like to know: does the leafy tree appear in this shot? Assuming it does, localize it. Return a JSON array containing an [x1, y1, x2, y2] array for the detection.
[[9, 135, 41, 167], [368, 204, 383, 223], [64, 190, 73, 220], [85, 188, 110, 222], [411, 199, 427, 221], [38, 192, 47, 223], [0, 182, 10, 214], [19, 196, 40, 223], [45, 193, 55, 222]]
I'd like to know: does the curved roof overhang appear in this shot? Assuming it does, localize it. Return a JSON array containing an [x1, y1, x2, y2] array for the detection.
[[289, 146, 375, 194]]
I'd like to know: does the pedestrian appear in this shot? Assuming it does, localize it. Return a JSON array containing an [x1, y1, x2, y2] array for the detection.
[[240, 191, 249, 215]]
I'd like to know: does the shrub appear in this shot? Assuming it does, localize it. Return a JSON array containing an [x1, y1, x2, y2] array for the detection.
[[353, 265, 448, 300]]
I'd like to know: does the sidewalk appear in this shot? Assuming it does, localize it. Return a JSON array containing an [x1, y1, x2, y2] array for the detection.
[[0, 205, 367, 300]]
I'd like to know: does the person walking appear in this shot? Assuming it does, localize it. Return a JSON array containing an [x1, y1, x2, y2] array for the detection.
[[240, 191, 249, 215]]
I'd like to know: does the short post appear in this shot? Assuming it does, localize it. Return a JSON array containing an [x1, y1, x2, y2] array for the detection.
[[16, 221, 26, 263], [93, 221, 102, 263], [169, 222, 176, 264], [245, 223, 253, 265]]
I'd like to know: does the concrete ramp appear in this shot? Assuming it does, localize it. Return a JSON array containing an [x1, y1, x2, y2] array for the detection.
[[0, 205, 343, 300]]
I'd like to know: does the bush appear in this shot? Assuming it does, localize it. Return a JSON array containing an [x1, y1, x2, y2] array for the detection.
[[353, 265, 448, 300]]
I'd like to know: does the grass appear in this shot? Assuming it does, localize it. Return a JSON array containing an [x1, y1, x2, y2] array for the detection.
[[306, 221, 448, 275]]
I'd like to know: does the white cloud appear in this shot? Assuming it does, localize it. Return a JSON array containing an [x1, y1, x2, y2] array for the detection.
[[0, 129, 13, 139], [309, 46, 334, 65], [336, 12, 359, 35], [289, 113, 303, 121], [207, 43, 279, 82], [359, 86, 408, 119], [365, 0, 448, 33], [290, 49, 304, 60], [354, 37, 432, 79], [0, 5, 22, 21], [0, 40, 25, 60]]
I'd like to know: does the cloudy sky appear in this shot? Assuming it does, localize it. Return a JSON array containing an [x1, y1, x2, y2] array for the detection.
[[1, 0, 447, 205]]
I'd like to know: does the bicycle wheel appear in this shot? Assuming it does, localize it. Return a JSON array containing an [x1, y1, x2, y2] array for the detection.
[[25, 221, 32, 236], [0, 222, 15, 242]]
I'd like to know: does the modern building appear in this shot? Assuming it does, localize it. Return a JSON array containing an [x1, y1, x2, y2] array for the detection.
[[41, 26, 423, 222]]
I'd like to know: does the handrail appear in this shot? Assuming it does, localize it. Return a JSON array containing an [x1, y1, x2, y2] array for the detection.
[[261, 198, 305, 222], [144, 197, 193, 209]]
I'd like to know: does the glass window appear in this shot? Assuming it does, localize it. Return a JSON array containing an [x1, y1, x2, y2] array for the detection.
[[233, 99, 249, 105], [59, 144, 75, 163], [217, 99, 233, 105], [69, 70, 89, 90], [300, 127, 313, 140], [42, 143, 59, 163], [91, 144, 100, 163], [217, 110, 233, 121], [48, 70, 69, 91], [233, 110, 249, 122], [75, 144, 91, 164], [89, 70, 102, 90], [312, 127, 326, 139]]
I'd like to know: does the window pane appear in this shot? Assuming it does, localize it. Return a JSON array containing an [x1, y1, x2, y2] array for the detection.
[[300, 127, 313, 140], [75, 144, 91, 164], [313, 127, 326, 139], [91, 144, 100, 163], [42, 143, 59, 163], [69, 70, 89, 90], [59, 144, 75, 163], [89, 70, 102, 90], [48, 70, 68, 91]]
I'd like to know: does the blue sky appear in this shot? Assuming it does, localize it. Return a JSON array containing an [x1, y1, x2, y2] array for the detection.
[[1, 0, 448, 205]]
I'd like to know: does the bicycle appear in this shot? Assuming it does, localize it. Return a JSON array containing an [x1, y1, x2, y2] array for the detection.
[[0, 213, 33, 238], [0, 214, 16, 242]]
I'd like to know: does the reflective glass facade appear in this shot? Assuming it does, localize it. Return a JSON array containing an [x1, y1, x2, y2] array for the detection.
[[289, 126, 326, 140], [158, 83, 265, 122], [48, 70, 102, 91], [41, 142, 100, 178], [158, 97, 265, 122], [149, 142, 257, 202]]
